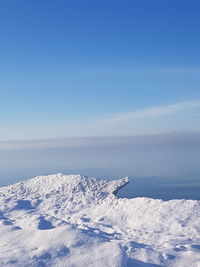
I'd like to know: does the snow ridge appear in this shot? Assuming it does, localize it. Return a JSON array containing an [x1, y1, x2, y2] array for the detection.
[[0, 173, 200, 267]]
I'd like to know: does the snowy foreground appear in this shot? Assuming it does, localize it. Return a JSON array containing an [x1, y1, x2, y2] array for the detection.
[[0, 174, 200, 267]]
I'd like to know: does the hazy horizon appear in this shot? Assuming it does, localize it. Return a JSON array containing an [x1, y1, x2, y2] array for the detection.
[[1, 132, 200, 200]]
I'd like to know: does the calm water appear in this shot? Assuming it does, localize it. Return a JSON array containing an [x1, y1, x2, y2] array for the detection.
[[0, 136, 200, 200]]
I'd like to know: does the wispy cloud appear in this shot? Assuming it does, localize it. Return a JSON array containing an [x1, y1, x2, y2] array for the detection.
[[102, 100, 200, 124], [1, 101, 200, 143]]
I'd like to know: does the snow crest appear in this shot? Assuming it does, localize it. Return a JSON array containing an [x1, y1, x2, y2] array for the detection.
[[0, 173, 200, 267]]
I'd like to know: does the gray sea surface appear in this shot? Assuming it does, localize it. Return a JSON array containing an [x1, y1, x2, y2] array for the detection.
[[0, 134, 200, 200]]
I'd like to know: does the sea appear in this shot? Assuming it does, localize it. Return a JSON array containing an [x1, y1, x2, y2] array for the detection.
[[0, 135, 200, 200]]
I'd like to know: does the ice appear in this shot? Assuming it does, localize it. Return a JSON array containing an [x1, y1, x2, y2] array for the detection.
[[0, 173, 200, 266]]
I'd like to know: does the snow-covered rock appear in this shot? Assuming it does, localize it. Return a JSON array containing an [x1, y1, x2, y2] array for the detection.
[[0, 174, 200, 266]]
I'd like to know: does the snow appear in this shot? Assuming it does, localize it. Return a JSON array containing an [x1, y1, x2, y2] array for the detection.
[[0, 173, 200, 267]]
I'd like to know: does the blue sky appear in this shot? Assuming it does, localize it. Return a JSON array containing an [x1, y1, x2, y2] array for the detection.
[[0, 0, 200, 140]]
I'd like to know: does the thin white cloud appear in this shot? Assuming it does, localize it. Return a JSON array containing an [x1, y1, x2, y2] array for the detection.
[[102, 100, 200, 124]]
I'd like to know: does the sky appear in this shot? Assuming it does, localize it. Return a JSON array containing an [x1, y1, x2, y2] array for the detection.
[[0, 0, 200, 140]]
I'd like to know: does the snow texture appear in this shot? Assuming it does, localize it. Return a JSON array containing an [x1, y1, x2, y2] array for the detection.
[[0, 173, 200, 267]]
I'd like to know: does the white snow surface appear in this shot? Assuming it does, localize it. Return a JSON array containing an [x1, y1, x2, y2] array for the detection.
[[0, 173, 200, 267]]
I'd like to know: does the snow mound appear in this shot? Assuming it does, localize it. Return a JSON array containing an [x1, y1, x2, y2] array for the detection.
[[0, 224, 125, 267], [0, 173, 200, 267], [0, 173, 128, 213]]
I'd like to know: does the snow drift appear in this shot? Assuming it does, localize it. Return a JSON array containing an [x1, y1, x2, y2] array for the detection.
[[0, 173, 200, 266]]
